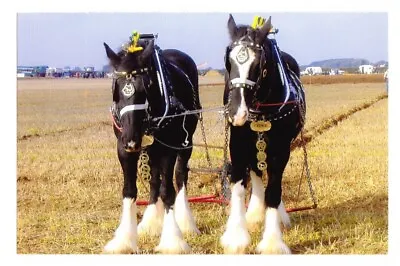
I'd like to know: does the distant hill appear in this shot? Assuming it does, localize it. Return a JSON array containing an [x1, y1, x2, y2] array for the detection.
[[300, 58, 388, 69]]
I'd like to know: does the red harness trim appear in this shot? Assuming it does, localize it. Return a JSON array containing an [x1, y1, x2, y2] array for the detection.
[[255, 100, 297, 110], [110, 111, 123, 132]]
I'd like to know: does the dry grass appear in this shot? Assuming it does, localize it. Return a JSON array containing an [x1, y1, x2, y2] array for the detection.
[[17, 78, 388, 254]]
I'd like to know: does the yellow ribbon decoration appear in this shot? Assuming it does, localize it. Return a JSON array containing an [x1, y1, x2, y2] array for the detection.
[[127, 31, 143, 53], [251, 15, 266, 29]]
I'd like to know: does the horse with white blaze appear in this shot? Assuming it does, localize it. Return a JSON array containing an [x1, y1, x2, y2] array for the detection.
[[222, 14, 306, 254]]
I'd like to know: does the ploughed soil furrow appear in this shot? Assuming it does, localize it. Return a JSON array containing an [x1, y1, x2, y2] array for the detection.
[[17, 94, 387, 143], [290, 93, 387, 151], [17, 121, 111, 141]]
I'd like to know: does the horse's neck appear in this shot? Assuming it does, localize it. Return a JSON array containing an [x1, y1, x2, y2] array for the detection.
[[257, 59, 286, 104]]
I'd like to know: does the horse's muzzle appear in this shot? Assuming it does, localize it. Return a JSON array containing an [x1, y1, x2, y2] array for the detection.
[[124, 141, 140, 153]]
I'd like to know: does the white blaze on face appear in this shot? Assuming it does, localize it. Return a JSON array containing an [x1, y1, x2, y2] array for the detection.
[[230, 45, 256, 126], [230, 45, 256, 83]]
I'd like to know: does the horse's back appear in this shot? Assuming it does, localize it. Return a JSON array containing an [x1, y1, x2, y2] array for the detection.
[[161, 49, 200, 110], [162, 49, 199, 87]]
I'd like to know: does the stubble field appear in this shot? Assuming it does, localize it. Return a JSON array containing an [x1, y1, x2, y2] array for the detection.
[[17, 75, 388, 254]]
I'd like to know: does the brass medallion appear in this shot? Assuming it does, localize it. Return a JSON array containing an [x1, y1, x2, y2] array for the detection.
[[255, 132, 268, 171], [140, 171, 151, 181], [250, 120, 272, 132], [256, 139, 267, 151], [138, 150, 151, 181], [139, 153, 149, 163], [140, 164, 151, 173], [257, 161, 267, 171], [141, 135, 154, 147], [257, 151, 267, 161]]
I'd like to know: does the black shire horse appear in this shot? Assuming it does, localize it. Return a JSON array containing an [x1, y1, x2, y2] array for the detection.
[[221, 15, 306, 254], [103, 34, 201, 254]]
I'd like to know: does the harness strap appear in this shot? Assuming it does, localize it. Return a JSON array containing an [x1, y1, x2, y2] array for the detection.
[[230, 78, 256, 89], [120, 101, 149, 117], [271, 39, 290, 110], [114, 68, 149, 77]]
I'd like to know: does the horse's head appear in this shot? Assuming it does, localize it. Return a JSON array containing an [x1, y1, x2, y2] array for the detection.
[[225, 14, 272, 126], [104, 39, 154, 152]]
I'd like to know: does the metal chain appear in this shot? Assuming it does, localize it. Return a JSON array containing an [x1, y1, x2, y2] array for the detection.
[[199, 113, 213, 169], [137, 149, 151, 194], [296, 86, 317, 208], [198, 112, 218, 195], [221, 114, 231, 201], [299, 127, 317, 208]]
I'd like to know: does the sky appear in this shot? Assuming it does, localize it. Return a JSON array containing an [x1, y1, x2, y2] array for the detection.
[[17, 12, 388, 70]]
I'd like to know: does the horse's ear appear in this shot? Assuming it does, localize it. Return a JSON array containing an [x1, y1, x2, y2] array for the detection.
[[140, 40, 154, 61], [258, 16, 272, 42], [227, 14, 237, 40], [104, 42, 120, 67]]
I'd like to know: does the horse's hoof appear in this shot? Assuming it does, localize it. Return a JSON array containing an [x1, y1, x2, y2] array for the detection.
[[256, 234, 291, 254], [245, 210, 265, 231], [220, 228, 250, 254], [103, 237, 138, 254], [154, 237, 191, 254]]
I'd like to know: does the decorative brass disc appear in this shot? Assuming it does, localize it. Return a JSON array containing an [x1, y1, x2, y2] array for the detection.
[[257, 161, 267, 171], [140, 164, 151, 173], [257, 151, 267, 161], [250, 120, 272, 132], [141, 135, 154, 147], [262, 69, 267, 77], [140, 171, 151, 181], [139, 164, 151, 181], [256, 139, 267, 151], [139, 153, 149, 163]]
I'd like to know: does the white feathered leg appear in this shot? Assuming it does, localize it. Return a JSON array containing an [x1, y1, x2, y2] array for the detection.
[[155, 208, 191, 254], [174, 185, 200, 235], [246, 171, 265, 230], [220, 181, 250, 254], [104, 198, 138, 254], [137, 197, 164, 236], [256, 204, 291, 254], [278, 201, 291, 228]]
